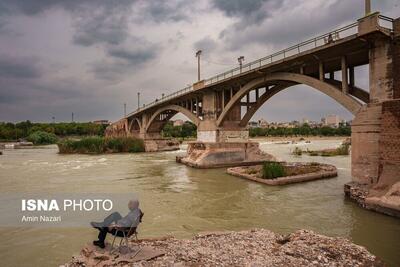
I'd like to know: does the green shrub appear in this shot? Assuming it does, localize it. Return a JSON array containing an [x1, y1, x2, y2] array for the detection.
[[262, 162, 286, 179], [78, 137, 104, 154], [335, 143, 350, 155], [104, 137, 145, 153], [27, 131, 58, 145], [58, 136, 145, 154]]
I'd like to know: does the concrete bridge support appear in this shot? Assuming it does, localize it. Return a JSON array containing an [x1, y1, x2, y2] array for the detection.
[[181, 88, 272, 168], [346, 16, 400, 216]]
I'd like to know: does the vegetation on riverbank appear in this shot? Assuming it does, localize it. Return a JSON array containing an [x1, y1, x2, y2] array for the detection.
[[292, 142, 350, 157], [0, 121, 107, 141], [162, 121, 197, 139], [260, 161, 324, 179], [249, 124, 351, 137], [228, 162, 336, 186], [57, 136, 145, 154], [262, 162, 286, 179], [26, 131, 58, 145]]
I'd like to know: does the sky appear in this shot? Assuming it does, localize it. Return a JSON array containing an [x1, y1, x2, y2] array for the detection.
[[0, 0, 399, 123]]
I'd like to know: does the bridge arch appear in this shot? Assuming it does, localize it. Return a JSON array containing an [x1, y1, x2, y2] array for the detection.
[[145, 104, 201, 132], [127, 117, 142, 135], [217, 72, 364, 127]]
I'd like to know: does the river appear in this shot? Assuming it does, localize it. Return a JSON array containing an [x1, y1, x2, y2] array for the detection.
[[0, 139, 399, 267]]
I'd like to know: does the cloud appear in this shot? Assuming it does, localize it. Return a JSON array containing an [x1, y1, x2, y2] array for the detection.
[[72, 6, 131, 46], [107, 45, 158, 65], [217, 0, 357, 51], [212, 0, 283, 26], [89, 38, 159, 81], [194, 36, 218, 54], [0, 0, 136, 47], [134, 0, 189, 23], [0, 0, 135, 16], [0, 55, 41, 79]]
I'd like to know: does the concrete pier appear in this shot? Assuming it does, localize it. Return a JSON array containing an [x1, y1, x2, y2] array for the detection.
[[177, 141, 275, 168]]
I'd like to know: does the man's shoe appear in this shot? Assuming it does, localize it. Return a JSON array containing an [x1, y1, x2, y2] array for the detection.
[[93, 240, 105, 249], [90, 221, 103, 229]]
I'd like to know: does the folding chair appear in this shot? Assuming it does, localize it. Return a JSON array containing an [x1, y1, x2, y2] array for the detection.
[[111, 211, 144, 254]]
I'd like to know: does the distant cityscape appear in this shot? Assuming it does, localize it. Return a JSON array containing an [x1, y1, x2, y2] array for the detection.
[[247, 114, 350, 129], [169, 114, 349, 129]]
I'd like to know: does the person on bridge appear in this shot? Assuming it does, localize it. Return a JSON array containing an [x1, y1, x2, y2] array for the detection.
[[90, 199, 143, 249]]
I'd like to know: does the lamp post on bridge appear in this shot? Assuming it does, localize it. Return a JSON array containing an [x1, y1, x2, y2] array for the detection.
[[195, 50, 202, 81], [137, 92, 140, 110], [365, 0, 371, 15], [124, 103, 126, 117], [238, 56, 245, 73]]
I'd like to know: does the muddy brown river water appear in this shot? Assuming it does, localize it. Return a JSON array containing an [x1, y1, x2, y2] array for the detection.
[[0, 139, 399, 267]]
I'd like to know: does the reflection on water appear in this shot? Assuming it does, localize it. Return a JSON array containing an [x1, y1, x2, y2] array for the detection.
[[0, 140, 399, 267]]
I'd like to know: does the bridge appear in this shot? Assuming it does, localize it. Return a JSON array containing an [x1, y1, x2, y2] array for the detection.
[[106, 12, 400, 211]]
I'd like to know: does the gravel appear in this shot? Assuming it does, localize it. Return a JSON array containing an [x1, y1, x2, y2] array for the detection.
[[65, 229, 385, 267]]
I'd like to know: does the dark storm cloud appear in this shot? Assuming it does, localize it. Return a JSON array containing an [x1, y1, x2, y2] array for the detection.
[[107, 48, 154, 64], [136, 0, 189, 23], [219, 0, 399, 51], [213, 0, 283, 25], [90, 40, 159, 81], [0, 75, 85, 105], [0, 0, 137, 47], [72, 7, 130, 46], [213, 0, 265, 17], [0, 55, 41, 79], [194, 37, 218, 54], [0, 0, 136, 15], [220, 0, 363, 50]]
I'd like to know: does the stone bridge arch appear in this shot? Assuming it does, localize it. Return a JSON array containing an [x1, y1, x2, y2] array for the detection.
[[144, 104, 201, 134], [217, 72, 365, 127], [124, 117, 142, 137]]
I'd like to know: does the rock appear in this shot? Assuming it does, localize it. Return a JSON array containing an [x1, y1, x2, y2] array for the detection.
[[64, 229, 384, 266]]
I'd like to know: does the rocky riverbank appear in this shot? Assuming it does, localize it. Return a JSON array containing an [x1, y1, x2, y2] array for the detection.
[[345, 181, 400, 218], [64, 229, 384, 267]]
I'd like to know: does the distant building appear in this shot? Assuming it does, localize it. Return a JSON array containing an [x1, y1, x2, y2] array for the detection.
[[248, 121, 258, 128], [323, 115, 341, 127], [258, 119, 268, 128], [302, 118, 309, 125], [92, 120, 110, 125], [173, 119, 184, 126]]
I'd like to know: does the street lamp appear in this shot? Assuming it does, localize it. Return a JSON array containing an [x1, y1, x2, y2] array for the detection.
[[365, 0, 371, 15], [137, 92, 140, 110], [195, 50, 202, 81], [238, 56, 245, 73]]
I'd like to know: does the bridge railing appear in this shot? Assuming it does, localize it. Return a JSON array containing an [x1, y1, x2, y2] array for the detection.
[[378, 14, 395, 32], [204, 22, 359, 86], [129, 15, 394, 117], [127, 85, 193, 117]]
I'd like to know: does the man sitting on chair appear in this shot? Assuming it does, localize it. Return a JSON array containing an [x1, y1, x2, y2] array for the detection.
[[90, 199, 142, 248]]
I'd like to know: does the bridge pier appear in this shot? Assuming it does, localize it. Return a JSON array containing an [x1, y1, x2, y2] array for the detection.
[[180, 89, 275, 167], [346, 15, 400, 217]]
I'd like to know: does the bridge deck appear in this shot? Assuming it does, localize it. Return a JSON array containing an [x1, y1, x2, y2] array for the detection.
[[125, 14, 394, 119]]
